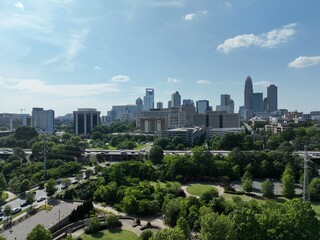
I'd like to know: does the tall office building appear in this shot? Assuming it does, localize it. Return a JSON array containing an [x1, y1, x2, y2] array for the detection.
[[267, 84, 278, 112], [157, 101, 163, 109], [171, 91, 181, 108], [32, 108, 54, 134], [244, 76, 254, 119], [216, 94, 234, 113], [180, 99, 195, 127], [143, 88, 154, 110], [196, 100, 209, 114], [136, 97, 143, 113], [244, 76, 253, 111], [73, 108, 100, 135], [253, 93, 263, 113]]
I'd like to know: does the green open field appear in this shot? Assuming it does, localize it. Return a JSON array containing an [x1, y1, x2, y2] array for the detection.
[[150, 181, 180, 189], [186, 184, 217, 197], [81, 229, 138, 240]]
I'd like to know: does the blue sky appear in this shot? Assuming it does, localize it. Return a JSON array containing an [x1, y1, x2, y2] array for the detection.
[[0, 0, 319, 116]]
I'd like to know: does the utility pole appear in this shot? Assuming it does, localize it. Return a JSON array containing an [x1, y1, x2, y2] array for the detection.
[[303, 145, 310, 202]]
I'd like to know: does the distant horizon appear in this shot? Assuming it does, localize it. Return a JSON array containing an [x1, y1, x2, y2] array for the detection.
[[1, 1, 319, 116]]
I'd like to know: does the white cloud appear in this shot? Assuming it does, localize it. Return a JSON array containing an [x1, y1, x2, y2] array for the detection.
[[183, 10, 207, 21], [196, 80, 211, 85], [14, 1, 24, 10], [217, 23, 296, 53], [94, 66, 102, 70], [183, 13, 196, 21], [65, 28, 89, 69], [288, 56, 320, 68], [168, 78, 179, 83], [253, 81, 272, 87], [0, 77, 120, 97], [112, 75, 130, 82]]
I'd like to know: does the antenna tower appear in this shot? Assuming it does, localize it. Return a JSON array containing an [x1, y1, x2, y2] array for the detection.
[[303, 145, 310, 202]]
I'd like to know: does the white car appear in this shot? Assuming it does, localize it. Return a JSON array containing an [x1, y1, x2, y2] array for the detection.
[[12, 207, 22, 214], [37, 196, 46, 202]]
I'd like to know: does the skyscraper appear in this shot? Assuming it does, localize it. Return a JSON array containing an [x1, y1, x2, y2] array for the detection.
[[143, 88, 154, 110], [216, 94, 234, 113], [157, 101, 163, 109], [136, 97, 143, 113], [244, 76, 253, 118], [171, 91, 181, 108], [253, 93, 263, 113], [267, 84, 278, 112], [196, 100, 209, 114], [32, 108, 54, 134]]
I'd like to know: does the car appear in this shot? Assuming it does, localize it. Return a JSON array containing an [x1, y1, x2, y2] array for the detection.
[[72, 180, 79, 184], [12, 207, 22, 214], [37, 196, 46, 202], [20, 201, 29, 207], [105, 163, 111, 166], [61, 185, 68, 190]]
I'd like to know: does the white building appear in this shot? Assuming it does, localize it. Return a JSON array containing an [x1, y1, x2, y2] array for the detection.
[[32, 108, 54, 134]]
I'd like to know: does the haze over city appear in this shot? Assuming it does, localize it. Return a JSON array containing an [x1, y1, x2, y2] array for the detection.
[[0, 0, 319, 116]]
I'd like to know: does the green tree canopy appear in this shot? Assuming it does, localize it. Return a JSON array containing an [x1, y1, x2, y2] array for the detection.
[[149, 145, 164, 165], [27, 224, 53, 240]]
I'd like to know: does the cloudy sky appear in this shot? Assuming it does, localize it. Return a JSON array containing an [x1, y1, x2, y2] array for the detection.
[[0, 0, 319, 116]]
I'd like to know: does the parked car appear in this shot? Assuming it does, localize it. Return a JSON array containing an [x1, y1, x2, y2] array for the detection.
[[20, 201, 29, 207], [12, 207, 22, 214], [37, 196, 46, 202]]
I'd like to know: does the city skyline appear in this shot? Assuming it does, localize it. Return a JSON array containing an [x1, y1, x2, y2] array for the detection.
[[0, 0, 320, 116]]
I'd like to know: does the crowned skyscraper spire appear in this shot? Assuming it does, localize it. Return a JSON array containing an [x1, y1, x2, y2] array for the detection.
[[244, 76, 253, 118]]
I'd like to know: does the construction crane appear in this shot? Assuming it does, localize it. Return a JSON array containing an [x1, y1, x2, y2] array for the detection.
[[14, 109, 26, 114]]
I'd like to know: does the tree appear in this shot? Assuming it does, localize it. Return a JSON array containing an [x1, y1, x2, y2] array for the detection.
[[88, 217, 101, 234], [149, 145, 164, 165], [14, 126, 38, 141], [242, 171, 253, 193], [0, 173, 7, 196], [200, 212, 235, 240], [261, 179, 274, 198], [150, 227, 185, 240], [20, 179, 30, 193], [27, 224, 52, 240], [176, 217, 190, 239], [106, 214, 122, 228], [309, 178, 320, 201], [281, 165, 295, 199], [4, 205, 12, 221], [46, 179, 57, 197], [200, 188, 219, 204], [26, 191, 35, 204], [140, 230, 153, 240]]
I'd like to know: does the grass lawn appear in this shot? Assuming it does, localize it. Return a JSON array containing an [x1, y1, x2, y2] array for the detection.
[[134, 144, 147, 150], [81, 229, 138, 240], [186, 184, 217, 197], [1, 192, 8, 201], [311, 202, 320, 218], [150, 181, 180, 189]]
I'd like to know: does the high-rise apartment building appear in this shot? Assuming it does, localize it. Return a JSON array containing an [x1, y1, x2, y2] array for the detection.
[[73, 108, 100, 135], [196, 100, 209, 114], [180, 99, 195, 127], [171, 91, 181, 108], [32, 108, 54, 134], [143, 88, 154, 110], [244, 76, 253, 118], [253, 93, 263, 113], [267, 84, 278, 112]]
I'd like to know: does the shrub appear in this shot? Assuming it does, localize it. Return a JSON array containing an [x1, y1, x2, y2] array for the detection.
[[106, 214, 122, 228]]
